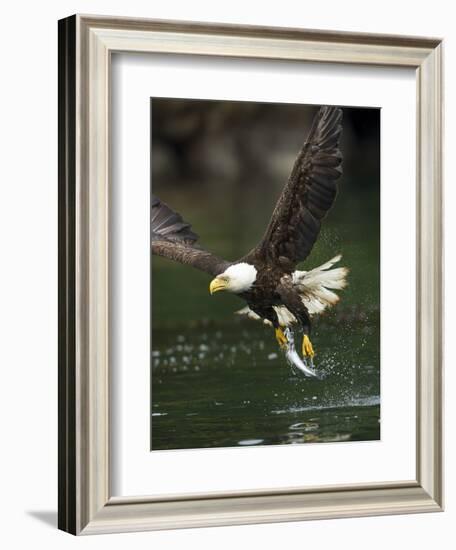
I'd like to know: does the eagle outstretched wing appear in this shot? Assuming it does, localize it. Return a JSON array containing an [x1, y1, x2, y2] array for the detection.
[[243, 106, 343, 271], [151, 196, 230, 276]]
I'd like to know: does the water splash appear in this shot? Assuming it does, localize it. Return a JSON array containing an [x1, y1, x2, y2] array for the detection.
[[272, 394, 380, 415]]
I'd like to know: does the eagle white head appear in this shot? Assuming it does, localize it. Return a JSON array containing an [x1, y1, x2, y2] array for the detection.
[[209, 263, 257, 295]]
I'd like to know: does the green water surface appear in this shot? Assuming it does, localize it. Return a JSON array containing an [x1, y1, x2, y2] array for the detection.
[[151, 186, 380, 451]]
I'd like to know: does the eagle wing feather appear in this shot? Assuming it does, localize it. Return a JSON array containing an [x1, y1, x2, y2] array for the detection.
[[243, 106, 343, 271], [151, 196, 230, 276]]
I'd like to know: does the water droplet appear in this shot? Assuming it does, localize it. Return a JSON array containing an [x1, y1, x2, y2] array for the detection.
[[238, 439, 264, 446], [290, 422, 306, 430]]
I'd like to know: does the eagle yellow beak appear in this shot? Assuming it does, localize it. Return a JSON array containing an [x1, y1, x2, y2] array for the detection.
[[209, 277, 228, 295]]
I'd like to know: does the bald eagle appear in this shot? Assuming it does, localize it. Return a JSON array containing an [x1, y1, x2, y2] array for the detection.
[[152, 106, 347, 366]]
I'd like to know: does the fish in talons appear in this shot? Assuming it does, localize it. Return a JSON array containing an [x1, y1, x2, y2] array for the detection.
[[282, 328, 320, 378]]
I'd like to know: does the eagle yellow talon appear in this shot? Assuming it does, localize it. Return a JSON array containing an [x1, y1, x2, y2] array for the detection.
[[302, 334, 315, 358], [275, 327, 288, 349]]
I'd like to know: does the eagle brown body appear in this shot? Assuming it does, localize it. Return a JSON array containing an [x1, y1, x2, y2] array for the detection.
[[152, 106, 346, 361]]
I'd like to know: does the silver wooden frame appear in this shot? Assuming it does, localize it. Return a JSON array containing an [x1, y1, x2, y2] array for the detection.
[[58, 14, 443, 535]]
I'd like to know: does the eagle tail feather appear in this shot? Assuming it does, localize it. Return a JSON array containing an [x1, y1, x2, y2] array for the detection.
[[293, 254, 348, 315]]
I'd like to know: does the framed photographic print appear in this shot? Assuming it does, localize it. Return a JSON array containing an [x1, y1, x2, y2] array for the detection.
[[58, 15, 443, 535]]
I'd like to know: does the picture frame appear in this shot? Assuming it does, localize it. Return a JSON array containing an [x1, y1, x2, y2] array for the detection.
[[58, 14, 443, 535]]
